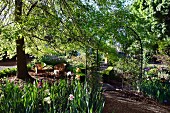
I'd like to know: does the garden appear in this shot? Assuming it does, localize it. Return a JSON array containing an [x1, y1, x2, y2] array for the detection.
[[0, 54, 105, 113], [0, 0, 170, 113]]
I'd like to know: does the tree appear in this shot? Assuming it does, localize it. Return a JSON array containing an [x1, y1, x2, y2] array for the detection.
[[0, 0, 118, 80], [14, 0, 31, 80], [0, 0, 142, 81], [0, 0, 88, 80], [131, 0, 170, 55]]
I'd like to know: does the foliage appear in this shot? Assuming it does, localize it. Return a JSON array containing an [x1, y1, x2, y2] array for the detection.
[[147, 68, 158, 77], [141, 78, 170, 103], [40, 55, 67, 66], [113, 57, 140, 80], [144, 64, 170, 77], [27, 63, 35, 71], [131, 0, 170, 55], [0, 64, 35, 78], [0, 0, 141, 79], [0, 0, 121, 58], [0, 79, 105, 113], [68, 55, 86, 69], [101, 66, 113, 75], [76, 63, 85, 69], [0, 68, 17, 78], [133, 0, 170, 38]]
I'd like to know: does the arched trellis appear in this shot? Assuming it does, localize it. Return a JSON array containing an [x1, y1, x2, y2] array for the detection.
[[86, 25, 143, 91], [97, 25, 143, 90]]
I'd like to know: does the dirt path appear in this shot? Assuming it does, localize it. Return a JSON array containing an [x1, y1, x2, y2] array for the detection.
[[103, 90, 170, 113]]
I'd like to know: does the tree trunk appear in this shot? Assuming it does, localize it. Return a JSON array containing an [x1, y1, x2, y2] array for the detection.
[[16, 38, 30, 79], [15, 0, 33, 81]]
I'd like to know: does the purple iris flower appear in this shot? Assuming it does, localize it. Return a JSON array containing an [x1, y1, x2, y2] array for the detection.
[[144, 67, 150, 72]]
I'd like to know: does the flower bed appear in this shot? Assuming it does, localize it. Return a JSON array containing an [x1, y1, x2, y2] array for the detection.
[[141, 78, 170, 104], [0, 79, 105, 113]]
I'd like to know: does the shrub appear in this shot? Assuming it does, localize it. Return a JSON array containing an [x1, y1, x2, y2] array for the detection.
[[147, 68, 158, 77], [27, 63, 35, 71], [40, 55, 67, 66], [0, 68, 17, 78]]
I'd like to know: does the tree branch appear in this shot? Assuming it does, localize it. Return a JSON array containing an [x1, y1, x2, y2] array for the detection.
[[32, 35, 48, 42], [26, 1, 38, 16], [0, 4, 7, 16]]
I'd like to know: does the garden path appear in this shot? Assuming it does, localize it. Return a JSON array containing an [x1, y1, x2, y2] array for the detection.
[[103, 87, 170, 113], [100, 62, 170, 113]]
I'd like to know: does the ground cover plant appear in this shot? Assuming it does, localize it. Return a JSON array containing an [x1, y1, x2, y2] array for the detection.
[[0, 68, 17, 78], [142, 65, 170, 104], [141, 78, 170, 104], [0, 78, 105, 113]]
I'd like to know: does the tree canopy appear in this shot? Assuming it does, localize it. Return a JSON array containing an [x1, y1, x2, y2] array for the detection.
[[1, 0, 168, 81], [131, 0, 170, 55], [0, 0, 137, 79], [0, 0, 138, 59]]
